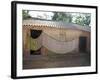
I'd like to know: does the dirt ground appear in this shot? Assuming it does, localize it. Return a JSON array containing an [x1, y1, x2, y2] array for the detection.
[[23, 52, 90, 69]]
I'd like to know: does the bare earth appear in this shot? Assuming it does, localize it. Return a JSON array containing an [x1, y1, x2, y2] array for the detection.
[[23, 52, 90, 69]]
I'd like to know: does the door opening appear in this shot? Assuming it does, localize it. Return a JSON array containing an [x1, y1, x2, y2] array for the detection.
[[79, 37, 87, 52], [30, 29, 42, 55]]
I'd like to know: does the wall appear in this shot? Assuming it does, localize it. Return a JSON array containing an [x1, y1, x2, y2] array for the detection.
[[23, 25, 85, 55]]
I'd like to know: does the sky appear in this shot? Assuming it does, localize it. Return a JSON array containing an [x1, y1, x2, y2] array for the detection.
[[29, 11, 54, 20]]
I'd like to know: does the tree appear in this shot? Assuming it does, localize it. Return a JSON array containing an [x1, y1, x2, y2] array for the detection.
[[74, 14, 91, 26], [52, 12, 72, 23], [83, 14, 91, 26], [22, 10, 31, 20], [52, 12, 91, 26]]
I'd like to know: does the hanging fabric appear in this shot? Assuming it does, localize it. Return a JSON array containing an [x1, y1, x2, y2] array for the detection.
[[42, 32, 79, 54]]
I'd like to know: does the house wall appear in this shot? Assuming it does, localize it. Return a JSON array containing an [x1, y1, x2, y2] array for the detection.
[[23, 25, 90, 57], [23, 27, 30, 58]]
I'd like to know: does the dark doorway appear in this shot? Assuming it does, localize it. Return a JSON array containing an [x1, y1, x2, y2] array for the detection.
[[30, 29, 42, 55], [30, 29, 42, 39], [30, 48, 41, 55], [79, 37, 87, 52]]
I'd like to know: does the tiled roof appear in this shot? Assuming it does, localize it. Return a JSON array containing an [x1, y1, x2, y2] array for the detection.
[[23, 19, 90, 32]]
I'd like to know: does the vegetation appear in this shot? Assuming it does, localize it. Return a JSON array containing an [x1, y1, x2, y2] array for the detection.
[[52, 12, 72, 23], [74, 14, 91, 26], [22, 10, 91, 26], [22, 10, 31, 20], [52, 12, 91, 26]]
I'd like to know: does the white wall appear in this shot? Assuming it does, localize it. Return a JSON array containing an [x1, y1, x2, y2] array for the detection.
[[0, 0, 99, 80]]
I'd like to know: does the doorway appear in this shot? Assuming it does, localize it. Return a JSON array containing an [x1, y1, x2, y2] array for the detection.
[[79, 36, 87, 52], [30, 29, 42, 55]]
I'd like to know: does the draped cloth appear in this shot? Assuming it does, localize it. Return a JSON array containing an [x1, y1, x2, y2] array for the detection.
[[30, 37, 42, 50], [42, 32, 79, 54], [30, 27, 80, 54], [30, 30, 79, 54]]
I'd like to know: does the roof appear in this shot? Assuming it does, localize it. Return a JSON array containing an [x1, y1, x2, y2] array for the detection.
[[23, 19, 90, 32]]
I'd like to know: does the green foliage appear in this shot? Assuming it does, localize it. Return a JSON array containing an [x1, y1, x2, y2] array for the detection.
[[74, 14, 91, 26], [22, 10, 31, 20], [52, 12, 72, 23], [52, 12, 91, 26]]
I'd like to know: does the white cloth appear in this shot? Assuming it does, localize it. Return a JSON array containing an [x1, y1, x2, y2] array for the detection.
[[42, 32, 79, 54], [29, 30, 79, 54]]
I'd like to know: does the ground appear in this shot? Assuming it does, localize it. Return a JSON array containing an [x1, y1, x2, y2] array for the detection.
[[23, 52, 90, 69]]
